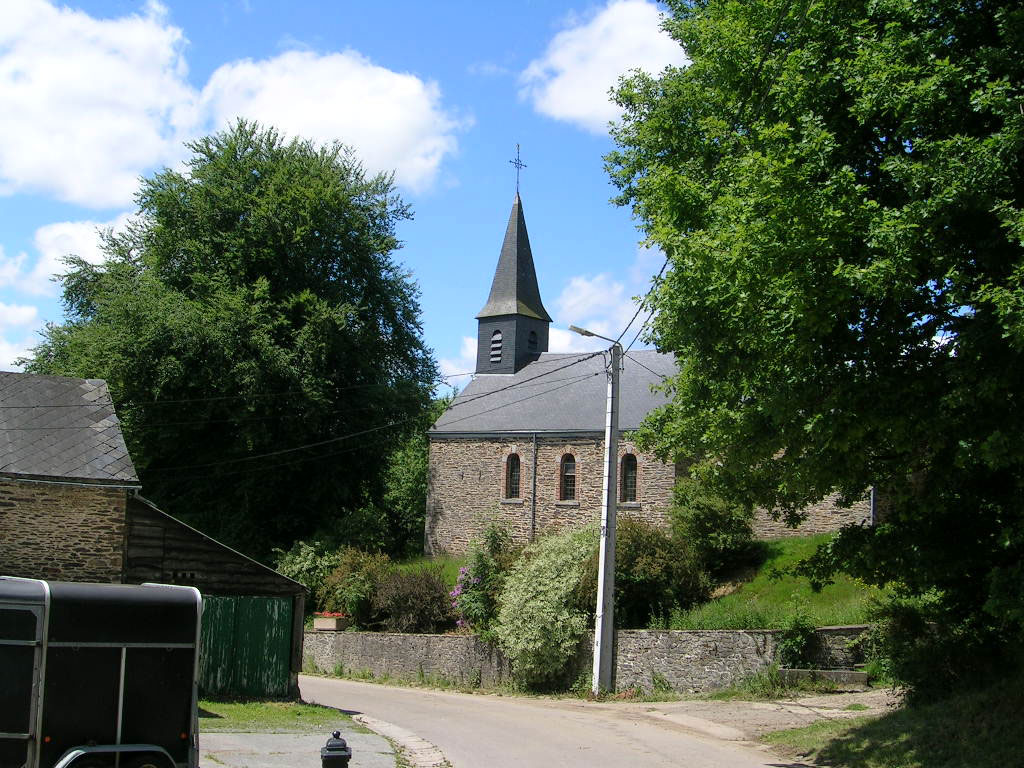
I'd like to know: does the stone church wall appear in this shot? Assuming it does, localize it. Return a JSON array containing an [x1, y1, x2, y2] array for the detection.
[[426, 437, 875, 554], [425, 434, 676, 555], [0, 478, 127, 582], [752, 493, 873, 539]]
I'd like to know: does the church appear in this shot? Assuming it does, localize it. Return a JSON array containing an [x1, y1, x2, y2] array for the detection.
[[424, 195, 871, 555]]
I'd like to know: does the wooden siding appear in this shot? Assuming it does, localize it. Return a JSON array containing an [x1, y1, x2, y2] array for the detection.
[[123, 496, 303, 597], [200, 595, 293, 698]]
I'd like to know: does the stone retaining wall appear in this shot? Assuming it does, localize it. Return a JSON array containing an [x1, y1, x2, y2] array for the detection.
[[304, 630, 512, 687], [304, 625, 868, 693]]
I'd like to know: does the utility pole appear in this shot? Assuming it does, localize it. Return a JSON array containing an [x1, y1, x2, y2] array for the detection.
[[569, 325, 621, 695]]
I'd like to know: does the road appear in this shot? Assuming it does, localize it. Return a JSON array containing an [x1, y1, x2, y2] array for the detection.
[[299, 675, 804, 768]]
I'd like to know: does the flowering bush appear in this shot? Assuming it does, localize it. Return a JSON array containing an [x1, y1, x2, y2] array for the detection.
[[314, 611, 348, 618], [495, 525, 598, 690], [451, 524, 517, 640], [322, 548, 392, 627], [273, 540, 341, 610]]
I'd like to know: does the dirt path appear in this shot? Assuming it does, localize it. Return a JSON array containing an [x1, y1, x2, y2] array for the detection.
[[613, 688, 900, 742]]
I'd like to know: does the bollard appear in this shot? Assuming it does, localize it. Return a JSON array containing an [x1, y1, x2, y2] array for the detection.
[[321, 730, 353, 767]]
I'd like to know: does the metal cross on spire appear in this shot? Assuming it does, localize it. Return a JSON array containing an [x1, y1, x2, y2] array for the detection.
[[509, 144, 527, 195]]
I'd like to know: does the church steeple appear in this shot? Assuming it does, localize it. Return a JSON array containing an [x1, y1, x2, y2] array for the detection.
[[475, 195, 551, 374]]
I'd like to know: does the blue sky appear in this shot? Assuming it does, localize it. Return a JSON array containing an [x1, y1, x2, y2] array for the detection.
[[0, 0, 688, 389]]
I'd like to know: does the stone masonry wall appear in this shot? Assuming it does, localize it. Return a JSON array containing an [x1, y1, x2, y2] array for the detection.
[[304, 626, 867, 694], [304, 630, 512, 687], [752, 493, 873, 539], [0, 478, 127, 582], [427, 435, 873, 554], [426, 435, 676, 555]]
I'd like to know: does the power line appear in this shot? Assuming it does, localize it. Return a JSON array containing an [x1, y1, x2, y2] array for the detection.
[[153, 370, 603, 482], [0, 379, 430, 409], [624, 353, 668, 381], [141, 360, 602, 475], [614, 253, 670, 346]]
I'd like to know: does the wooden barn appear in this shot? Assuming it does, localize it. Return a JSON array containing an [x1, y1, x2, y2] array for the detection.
[[0, 371, 305, 698]]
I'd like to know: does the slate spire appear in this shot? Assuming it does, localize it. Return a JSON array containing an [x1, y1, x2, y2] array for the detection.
[[476, 195, 552, 322], [474, 194, 551, 374]]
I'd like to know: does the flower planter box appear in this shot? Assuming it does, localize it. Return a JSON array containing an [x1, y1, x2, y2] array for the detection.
[[313, 616, 351, 631]]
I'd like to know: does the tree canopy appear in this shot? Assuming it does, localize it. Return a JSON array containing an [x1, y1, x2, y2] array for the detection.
[[609, 0, 1024, 676], [26, 121, 438, 559]]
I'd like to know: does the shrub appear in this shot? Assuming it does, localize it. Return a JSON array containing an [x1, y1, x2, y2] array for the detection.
[[273, 540, 341, 610], [495, 526, 598, 690], [322, 548, 392, 628], [577, 516, 709, 628], [452, 524, 519, 639], [373, 565, 455, 633], [671, 477, 756, 577], [776, 607, 821, 668], [862, 595, 1013, 704]]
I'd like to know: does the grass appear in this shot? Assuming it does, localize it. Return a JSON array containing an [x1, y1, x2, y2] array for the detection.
[[705, 665, 837, 701], [671, 534, 888, 629], [393, 555, 466, 588], [762, 674, 1024, 768], [197, 700, 366, 733]]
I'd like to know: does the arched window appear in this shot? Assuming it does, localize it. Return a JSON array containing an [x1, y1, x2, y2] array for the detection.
[[506, 453, 521, 499], [528, 330, 538, 352], [560, 454, 576, 501], [620, 454, 637, 503], [490, 330, 502, 364]]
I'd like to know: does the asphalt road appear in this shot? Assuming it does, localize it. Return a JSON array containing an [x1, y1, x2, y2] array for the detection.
[[299, 675, 803, 768]]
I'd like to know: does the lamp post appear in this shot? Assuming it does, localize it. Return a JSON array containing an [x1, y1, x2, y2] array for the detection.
[[569, 325, 621, 695]]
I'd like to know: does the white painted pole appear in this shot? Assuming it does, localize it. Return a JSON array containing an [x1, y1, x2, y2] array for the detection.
[[592, 342, 621, 695]]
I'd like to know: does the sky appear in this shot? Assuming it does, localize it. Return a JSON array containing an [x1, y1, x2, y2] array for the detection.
[[0, 0, 688, 391]]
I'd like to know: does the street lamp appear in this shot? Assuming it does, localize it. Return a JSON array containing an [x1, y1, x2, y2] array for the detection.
[[569, 325, 621, 695]]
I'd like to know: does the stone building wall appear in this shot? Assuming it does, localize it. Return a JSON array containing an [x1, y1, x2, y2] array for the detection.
[[427, 435, 873, 554], [752, 493, 873, 539], [425, 434, 676, 555], [304, 626, 868, 694], [0, 478, 127, 582]]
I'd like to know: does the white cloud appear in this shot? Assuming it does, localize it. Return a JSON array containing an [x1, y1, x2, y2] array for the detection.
[[0, 213, 131, 296], [0, 3, 465, 209], [548, 245, 663, 352], [439, 335, 478, 390], [0, 0, 194, 208], [0, 333, 37, 371], [198, 50, 466, 193], [548, 326, 607, 354], [0, 300, 40, 371], [520, 0, 688, 134], [0, 302, 38, 328]]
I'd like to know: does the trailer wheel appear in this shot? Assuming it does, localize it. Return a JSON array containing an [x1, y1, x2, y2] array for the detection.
[[124, 754, 174, 768]]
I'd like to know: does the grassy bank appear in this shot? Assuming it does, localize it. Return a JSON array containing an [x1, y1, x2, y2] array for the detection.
[[671, 534, 887, 629], [198, 700, 363, 733], [393, 555, 466, 588], [763, 675, 1023, 767]]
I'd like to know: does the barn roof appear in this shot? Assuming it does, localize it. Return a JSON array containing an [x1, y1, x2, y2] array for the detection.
[[431, 350, 677, 435], [0, 371, 139, 485]]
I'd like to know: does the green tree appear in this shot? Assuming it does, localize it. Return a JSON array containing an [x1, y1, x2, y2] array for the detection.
[[25, 121, 438, 559], [608, 0, 1024, 688]]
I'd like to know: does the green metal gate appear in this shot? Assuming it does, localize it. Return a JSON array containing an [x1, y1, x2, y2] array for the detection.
[[199, 595, 293, 698]]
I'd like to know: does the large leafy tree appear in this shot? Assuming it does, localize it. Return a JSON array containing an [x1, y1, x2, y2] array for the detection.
[[609, 0, 1024, 671], [27, 121, 438, 559]]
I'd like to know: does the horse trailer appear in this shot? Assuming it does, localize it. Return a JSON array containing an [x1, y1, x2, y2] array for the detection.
[[0, 577, 202, 768]]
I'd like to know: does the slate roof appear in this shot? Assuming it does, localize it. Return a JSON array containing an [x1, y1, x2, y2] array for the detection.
[[0, 371, 139, 484], [431, 350, 677, 435], [476, 195, 552, 322]]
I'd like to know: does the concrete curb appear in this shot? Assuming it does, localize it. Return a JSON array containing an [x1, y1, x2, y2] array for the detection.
[[353, 714, 449, 768]]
